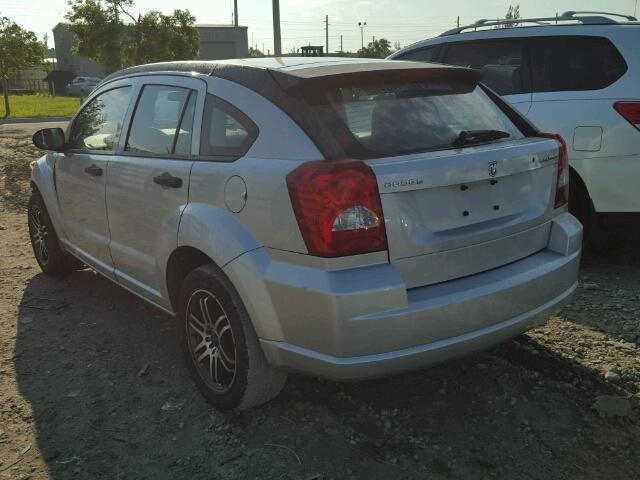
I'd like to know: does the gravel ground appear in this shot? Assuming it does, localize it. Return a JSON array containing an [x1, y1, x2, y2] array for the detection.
[[0, 129, 638, 480]]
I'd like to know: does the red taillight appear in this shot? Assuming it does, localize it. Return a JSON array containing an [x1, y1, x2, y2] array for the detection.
[[286, 159, 388, 257], [541, 133, 569, 209], [614, 102, 640, 129]]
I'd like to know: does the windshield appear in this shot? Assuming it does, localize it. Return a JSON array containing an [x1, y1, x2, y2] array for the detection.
[[321, 81, 523, 158]]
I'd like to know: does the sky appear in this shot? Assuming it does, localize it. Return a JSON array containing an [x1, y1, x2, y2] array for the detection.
[[1, 0, 638, 54]]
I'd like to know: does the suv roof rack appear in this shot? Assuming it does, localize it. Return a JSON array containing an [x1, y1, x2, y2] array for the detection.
[[440, 11, 638, 36]]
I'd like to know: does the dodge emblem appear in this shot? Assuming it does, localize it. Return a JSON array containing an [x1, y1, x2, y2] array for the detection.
[[488, 161, 497, 177]]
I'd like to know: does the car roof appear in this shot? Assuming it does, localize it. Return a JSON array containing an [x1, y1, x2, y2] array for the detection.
[[101, 56, 480, 91], [99, 57, 482, 161], [103, 56, 467, 80]]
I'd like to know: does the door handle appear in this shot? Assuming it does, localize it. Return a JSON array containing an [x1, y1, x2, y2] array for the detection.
[[84, 164, 103, 176], [153, 172, 182, 188]]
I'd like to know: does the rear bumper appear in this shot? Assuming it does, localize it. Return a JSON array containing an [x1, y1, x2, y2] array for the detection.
[[225, 212, 582, 380], [260, 279, 576, 380]]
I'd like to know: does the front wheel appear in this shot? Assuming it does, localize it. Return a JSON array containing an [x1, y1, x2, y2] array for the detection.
[[178, 265, 287, 411], [28, 190, 82, 276]]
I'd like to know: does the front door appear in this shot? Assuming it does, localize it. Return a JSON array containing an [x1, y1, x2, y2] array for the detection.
[[55, 83, 134, 276], [106, 77, 205, 306]]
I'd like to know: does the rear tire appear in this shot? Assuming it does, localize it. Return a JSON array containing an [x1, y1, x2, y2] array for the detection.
[[28, 190, 82, 276], [178, 264, 287, 411]]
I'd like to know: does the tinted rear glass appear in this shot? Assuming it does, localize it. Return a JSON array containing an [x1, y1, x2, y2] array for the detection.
[[313, 80, 523, 159], [530, 36, 626, 92], [440, 40, 528, 95]]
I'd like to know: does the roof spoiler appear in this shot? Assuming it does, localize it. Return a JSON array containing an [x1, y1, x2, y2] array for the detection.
[[267, 62, 484, 91]]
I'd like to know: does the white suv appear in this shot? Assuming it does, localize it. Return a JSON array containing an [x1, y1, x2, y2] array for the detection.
[[29, 58, 581, 410], [390, 11, 640, 237]]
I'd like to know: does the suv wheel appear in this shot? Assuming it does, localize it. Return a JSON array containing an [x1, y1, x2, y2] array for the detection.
[[28, 190, 82, 276], [178, 265, 287, 411]]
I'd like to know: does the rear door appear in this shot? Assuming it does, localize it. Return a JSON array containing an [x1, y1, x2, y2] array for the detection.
[[526, 35, 635, 212], [439, 39, 533, 115], [106, 76, 205, 306], [55, 81, 134, 276]]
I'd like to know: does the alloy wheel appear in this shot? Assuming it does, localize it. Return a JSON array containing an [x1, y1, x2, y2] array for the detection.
[[29, 205, 49, 265], [185, 289, 237, 393]]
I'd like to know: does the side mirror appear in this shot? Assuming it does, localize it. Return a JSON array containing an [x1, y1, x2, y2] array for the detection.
[[32, 128, 66, 151]]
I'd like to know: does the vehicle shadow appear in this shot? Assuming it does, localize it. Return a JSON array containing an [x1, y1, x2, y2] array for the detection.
[[14, 270, 639, 479]]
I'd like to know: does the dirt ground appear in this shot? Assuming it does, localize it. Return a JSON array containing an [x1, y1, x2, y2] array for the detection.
[[0, 125, 638, 480]]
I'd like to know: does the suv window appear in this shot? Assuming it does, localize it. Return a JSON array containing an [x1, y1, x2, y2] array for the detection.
[[200, 94, 258, 158], [126, 85, 196, 155], [68, 86, 132, 151], [398, 45, 443, 62], [441, 40, 529, 95], [530, 36, 626, 93]]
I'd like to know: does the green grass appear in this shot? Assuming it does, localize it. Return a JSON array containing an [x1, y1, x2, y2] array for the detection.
[[1, 94, 82, 119]]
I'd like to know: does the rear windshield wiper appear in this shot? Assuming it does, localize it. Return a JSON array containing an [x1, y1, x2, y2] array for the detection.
[[452, 130, 511, 148]]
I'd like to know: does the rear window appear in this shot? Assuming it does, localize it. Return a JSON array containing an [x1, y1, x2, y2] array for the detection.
[[316, 80, 524, 159]]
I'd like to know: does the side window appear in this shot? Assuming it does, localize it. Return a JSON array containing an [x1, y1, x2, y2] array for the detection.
[[530, 36, 627, 93], [200, 94, 258, 158], [126, 85, 196, 155], [68, 86, 132, 151], [442, 40, 529, 95], [397, 45, 442, 62]]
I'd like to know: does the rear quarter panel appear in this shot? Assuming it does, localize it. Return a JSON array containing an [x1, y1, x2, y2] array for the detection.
[[178, 76, 322, 268]]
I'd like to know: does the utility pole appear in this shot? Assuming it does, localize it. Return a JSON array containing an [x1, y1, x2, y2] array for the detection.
[[234, 0, 238, 26], [457, 16, 460, 28], [358, 21, 367, 50], [273, 0, 282, 56], [325, 15, 329, 55], [340, 34, 343, 53]]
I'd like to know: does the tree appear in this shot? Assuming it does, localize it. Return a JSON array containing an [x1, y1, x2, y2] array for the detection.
[[496, 4, 521, 28], [248, 46, 264, 57], [66, 0, 199, 74], [357, 38, 392, 58], [0, 17, 46, 117]]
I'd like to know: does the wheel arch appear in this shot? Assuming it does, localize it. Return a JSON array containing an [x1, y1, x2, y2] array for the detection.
[[165, 246, 215, 312], [569, 166, 593, 209]]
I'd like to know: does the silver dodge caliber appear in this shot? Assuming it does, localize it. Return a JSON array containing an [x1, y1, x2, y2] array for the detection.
[[28, 57, 582, 411]]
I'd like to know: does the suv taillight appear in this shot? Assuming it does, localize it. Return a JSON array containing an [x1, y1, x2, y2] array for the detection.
[[286, 159, 387, 257], [541, 133, 569, 209], [614, 102, 640, 130]]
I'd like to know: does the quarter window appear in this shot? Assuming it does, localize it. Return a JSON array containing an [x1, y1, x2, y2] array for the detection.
[[126, 85, 196, 155], [441, 40, 529, 95], [68, 86, 132, 151], [530, 36, 626, 92], [200, 94, 257, 158]]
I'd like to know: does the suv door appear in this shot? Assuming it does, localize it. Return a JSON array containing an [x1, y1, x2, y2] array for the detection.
[[439, 39, 533, 115], [526, 35, 632, 212], [106, 76, 205, 307], [56, 81, 134, 276]]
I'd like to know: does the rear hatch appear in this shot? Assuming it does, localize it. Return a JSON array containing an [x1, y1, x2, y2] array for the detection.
[[293, 62, 560, 287], [370, 138, 558, 288]]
